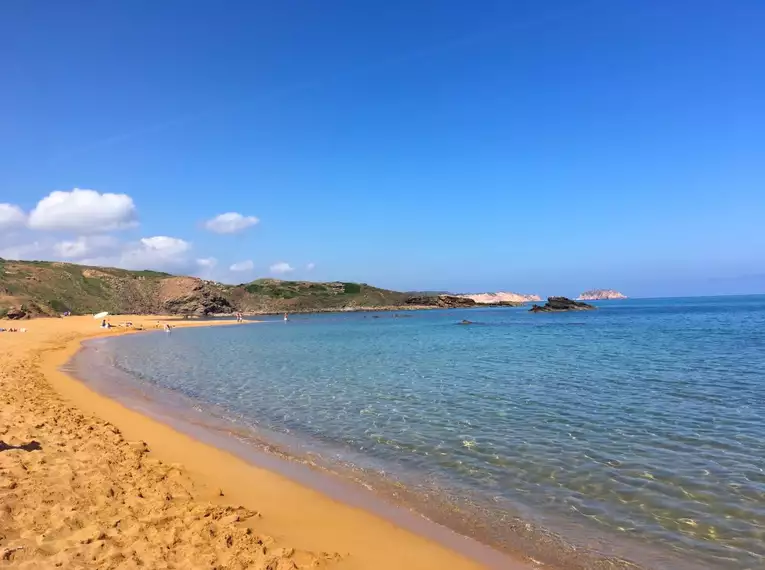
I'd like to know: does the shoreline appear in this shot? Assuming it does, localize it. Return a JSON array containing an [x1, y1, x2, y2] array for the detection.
[[232, 303, 529, 316], [0, 315, 523, 569], [69, 334, 660, 570]]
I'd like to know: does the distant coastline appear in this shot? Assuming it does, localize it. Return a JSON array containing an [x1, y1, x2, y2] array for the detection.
[[1, 258, 535, 319], [457, 291, 542, 304]]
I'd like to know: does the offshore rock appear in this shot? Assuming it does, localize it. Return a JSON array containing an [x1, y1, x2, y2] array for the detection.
[[529, 297, 596, 313]]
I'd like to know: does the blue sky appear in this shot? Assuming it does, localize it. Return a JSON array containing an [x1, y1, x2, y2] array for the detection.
[[1, 0, 763, 297]]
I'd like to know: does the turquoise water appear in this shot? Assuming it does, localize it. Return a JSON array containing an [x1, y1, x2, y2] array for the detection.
[[82, 297, 765, 569]]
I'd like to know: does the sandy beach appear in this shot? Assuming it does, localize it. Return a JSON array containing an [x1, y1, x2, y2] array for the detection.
[[0, 315, 522, 569]]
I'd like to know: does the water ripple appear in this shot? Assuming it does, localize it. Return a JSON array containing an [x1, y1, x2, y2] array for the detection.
[[99, 297, 765, 569]]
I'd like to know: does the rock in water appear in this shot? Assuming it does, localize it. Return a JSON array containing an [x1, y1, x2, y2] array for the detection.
[[577, 289, 627, 300], [529, 297, 596, 313]]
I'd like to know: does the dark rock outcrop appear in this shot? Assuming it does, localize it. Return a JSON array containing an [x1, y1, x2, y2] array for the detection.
[[406, 295, 477, 308], [163, 291, 235, 316], [5, 307, 27, 320], [529, 297, 596, 313]]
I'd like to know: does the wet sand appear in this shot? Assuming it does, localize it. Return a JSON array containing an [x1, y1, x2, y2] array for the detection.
[[0, 315, 526, 569]]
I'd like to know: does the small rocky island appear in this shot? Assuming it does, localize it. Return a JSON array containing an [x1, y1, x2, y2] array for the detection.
[[529, 297, 596, 313], [577, 289, 627, 301]]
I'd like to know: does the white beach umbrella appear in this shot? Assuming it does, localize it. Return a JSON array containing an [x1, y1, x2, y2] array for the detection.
[[93, 311, 109, 319]]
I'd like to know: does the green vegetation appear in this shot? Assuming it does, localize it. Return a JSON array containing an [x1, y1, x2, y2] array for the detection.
[[243, 283, 265, 294], [342, 282, 361, 294], [131, 269, 173, 278], [0, 260, 171, 316], [48, 299, 70, 313]]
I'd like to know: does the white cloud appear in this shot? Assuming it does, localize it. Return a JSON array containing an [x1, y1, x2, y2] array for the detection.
[[0, 203, 27, 231], [195, 257, 218, 279], [229, 260, 254, 272], [196, 257, 218, 269], [28, 188, 137, 233], [53, 235, 120, 260], [0, 230, 196, 274], [0, 240, 45, 260], [119, 236, 192, 270], [53, 240, 88, 259], [204, 212, 259, 234], [306, 262, 316, 271], [270, 261, 294, 275], [139, 236, 190, 255]]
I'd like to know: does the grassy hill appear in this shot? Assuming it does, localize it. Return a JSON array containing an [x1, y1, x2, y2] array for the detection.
[[0, 258, 414, 318], [230, 278, 410, 312]]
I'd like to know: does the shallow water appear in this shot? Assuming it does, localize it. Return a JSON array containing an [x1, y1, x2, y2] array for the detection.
[[74, 297, 765, 569]]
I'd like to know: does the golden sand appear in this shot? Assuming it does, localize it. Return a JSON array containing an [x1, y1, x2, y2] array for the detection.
[[0, 316, 524, 569]]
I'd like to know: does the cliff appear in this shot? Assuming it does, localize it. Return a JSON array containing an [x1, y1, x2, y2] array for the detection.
[[577, 289, 627, 301]]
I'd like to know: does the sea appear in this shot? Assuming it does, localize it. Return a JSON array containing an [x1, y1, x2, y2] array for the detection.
[[67, 296, 765, 569]]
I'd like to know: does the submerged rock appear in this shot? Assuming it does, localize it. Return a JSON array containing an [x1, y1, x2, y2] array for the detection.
[[529, 297, 596, 313], [458, 319, 475, 325]]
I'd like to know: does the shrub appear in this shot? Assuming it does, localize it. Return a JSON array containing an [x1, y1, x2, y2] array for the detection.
[[49, 299, 70, 313], [272, 288, 297, 299]]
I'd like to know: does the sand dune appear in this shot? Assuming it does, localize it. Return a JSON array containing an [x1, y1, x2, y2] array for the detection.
[[0, 316, 514, 569]]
